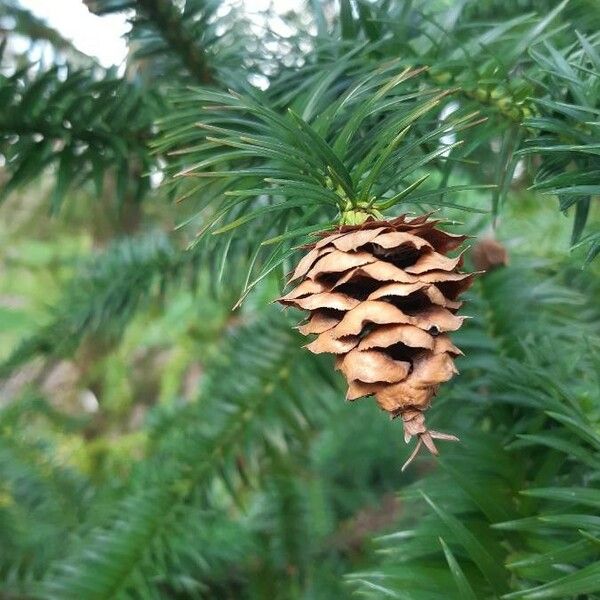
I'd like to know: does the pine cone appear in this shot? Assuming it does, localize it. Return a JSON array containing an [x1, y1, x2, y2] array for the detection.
[[471, 237, 509, 272], [278, 214, 474, 469]]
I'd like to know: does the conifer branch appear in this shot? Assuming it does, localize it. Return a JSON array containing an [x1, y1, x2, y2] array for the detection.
[[84, 0, 226, 84], [38, 312, 338, 597], [0, 234, 195, 378], [0, 2, 94, 64], [0, 66, 160, 206], [136, 0, 213, 84]]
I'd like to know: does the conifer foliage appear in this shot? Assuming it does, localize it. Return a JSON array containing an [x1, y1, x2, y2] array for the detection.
[[0, 1, 599, 599]]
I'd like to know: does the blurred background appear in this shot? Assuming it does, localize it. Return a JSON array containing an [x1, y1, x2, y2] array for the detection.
[[0, 1, 599, 598]]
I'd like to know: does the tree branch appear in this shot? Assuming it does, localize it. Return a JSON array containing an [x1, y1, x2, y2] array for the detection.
[[137, 0, 212, 84]]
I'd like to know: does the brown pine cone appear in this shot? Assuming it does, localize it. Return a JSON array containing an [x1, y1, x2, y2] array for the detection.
[[278, 214, 474, 469], [471, 238, 509, 272]]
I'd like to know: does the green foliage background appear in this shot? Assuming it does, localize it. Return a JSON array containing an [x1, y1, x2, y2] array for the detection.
[[0, 1, 599, 598]]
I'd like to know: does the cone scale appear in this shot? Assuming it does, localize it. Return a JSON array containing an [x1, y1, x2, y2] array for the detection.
[[278, 214, 474, 470]]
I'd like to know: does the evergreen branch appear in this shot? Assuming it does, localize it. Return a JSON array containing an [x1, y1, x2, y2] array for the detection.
[[520, 36, 600, 261], [157, 68, 482, 298], [298, 0, 593, 238], [84, 0, 246, 84], [136, 0, 213, 84], [347, 259, 600, 598], [0, 65, 161, 208], [0, 1, 95, 65], [37, 311, 340, 598], [0, 233, 197, 378], [0, 399, 90, 583]]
